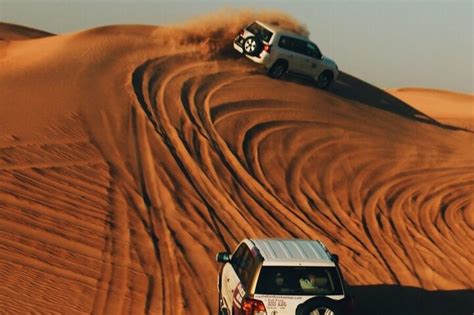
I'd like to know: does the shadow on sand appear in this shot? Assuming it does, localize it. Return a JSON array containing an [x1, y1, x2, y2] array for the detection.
[[260, 67, 472, 133], [329, 72, 471, 132], [350, 284, 474, 315]]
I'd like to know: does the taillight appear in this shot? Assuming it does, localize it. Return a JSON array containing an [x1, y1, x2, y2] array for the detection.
[[239, 29, 244, 36], [263, 44, 271, 53], [241, 298, 267, 315]]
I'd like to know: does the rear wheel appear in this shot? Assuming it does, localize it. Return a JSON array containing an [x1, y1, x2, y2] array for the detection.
[[243, 36, 263, 56], [296, 297, 342, 315], [316, 71, 333, 89], [268, 60, 288, 79]]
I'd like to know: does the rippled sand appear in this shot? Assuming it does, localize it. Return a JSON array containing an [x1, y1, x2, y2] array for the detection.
[[0, 15, 473, 314]]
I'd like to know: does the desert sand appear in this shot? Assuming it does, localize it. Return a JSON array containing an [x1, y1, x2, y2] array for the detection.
[[0, 13, 473, 314], [388, 87, 474, 131]]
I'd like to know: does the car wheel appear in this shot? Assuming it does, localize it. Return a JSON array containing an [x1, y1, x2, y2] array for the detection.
[[316, 71, 333, 89], [217, 295, 229, 315], [243, 36, 263, 57], [296, 297, 342, 315], [268, 60, 288, 79]]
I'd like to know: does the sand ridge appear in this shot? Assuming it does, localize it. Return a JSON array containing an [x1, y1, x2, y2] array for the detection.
[[0, 13, 473, 314], [388, 87, 474, 130]]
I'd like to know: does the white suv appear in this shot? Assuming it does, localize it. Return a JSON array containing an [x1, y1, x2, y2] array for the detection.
[[216, 239, 355, 315], [233, 21, 339, 89]]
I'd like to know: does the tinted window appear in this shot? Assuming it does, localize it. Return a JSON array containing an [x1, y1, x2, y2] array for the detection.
[[278, 35, 298, 52], [231, 244, 262, 290], [255, 266, 343, 296], [278, 36, 322, 59], [231, 244, 247, 274], [246, 22, 274, 42], [241, 251, 261, 289], [305, 42, 322, 59]]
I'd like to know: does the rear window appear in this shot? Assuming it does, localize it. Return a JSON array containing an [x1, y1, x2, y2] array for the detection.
[[246, 22, 274, 42], [255, 266, 343, 296]]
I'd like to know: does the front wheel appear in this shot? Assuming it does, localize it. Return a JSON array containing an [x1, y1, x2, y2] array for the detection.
[[316, 71, 333, 89], [217, 296, 229, 315]]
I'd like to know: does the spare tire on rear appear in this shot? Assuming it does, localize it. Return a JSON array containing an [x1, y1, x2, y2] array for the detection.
[[243, 36, 263, 57], [296, 297, 342, 315]]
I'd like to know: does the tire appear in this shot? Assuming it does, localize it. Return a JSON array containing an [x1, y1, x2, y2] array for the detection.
[[217, 295, 229, 315], [268, 60, 288, 79], [316, 71, 333, 89], [243, 36, 263, 57], [296, 297, 342, 315]]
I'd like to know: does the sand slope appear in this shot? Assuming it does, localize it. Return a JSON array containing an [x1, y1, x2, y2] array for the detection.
[[388, 88, 474, 131], [0, 16, 473, 314], [0, 22, 53, 41]]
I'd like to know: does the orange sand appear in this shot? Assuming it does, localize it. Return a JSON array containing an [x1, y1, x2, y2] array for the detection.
[[0, 15, 473, 314], [388, 87, 474, 131]]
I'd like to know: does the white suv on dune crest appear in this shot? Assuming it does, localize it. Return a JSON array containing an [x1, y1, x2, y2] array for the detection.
[[233, 21, 339, 89], [216, 239, 355, 315]]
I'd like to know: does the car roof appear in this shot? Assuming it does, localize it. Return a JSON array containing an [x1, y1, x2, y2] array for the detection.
[[246, 238, 336, 267], [254, 20, 310, 41]]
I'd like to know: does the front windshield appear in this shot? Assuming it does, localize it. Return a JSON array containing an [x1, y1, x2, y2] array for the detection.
[[255, 266, 343, 296]]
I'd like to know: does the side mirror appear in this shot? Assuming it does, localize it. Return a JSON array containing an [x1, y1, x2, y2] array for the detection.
[[216, 252, 231, 263], [331, 254, 339, 263]]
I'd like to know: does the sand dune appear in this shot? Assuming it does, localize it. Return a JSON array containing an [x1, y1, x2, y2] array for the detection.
[[0, 13, 473, 315], [0, 22, 53, 41], [388, 87, 474, 130]]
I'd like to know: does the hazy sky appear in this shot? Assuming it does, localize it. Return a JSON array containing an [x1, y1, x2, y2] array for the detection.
[[1, 0, 472, 93]]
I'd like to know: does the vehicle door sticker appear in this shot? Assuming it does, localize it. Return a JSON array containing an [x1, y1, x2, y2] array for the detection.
[[232, 282, 244, 309]]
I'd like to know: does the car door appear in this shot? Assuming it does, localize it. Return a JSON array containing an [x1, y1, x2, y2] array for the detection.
[[302, 41, 324, 78], [295, 40, 324, 78], [277, 36, 305, 74]]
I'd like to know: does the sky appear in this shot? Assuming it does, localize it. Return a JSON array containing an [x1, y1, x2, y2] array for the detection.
[[0, 0, 472, 93]]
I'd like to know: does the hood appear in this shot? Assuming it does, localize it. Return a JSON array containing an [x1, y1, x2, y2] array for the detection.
[[322, 56, 338, 70]]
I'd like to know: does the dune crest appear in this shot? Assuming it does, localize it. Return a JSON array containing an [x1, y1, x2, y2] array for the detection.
[[0, 14, 473, 314], [0, 22, 53, 41]]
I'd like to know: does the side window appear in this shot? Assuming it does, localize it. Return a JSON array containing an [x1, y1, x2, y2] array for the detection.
[[241, 252, 260, 290], [278, 35, 298, 53], [305, 42, 322, 59], [278, 35, 290, 50], [279, 37, 307, 56], [238, 249, 252, 286], [292, 38, 306, 55], [230, 244, 246, 273], [230, 244, 261, 290]]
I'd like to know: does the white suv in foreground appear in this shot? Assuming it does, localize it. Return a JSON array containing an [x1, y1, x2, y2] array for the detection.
[[233, 21, 339, 89], [216, 239, 355, 315]]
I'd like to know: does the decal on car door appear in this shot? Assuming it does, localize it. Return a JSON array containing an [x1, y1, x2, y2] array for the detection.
[[232, 282, 245, 311]]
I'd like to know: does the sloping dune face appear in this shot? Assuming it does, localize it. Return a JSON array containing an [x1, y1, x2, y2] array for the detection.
[[0, 14, 473, 314], [0, 22, 53, 40], [388, 88, 474, 131]]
